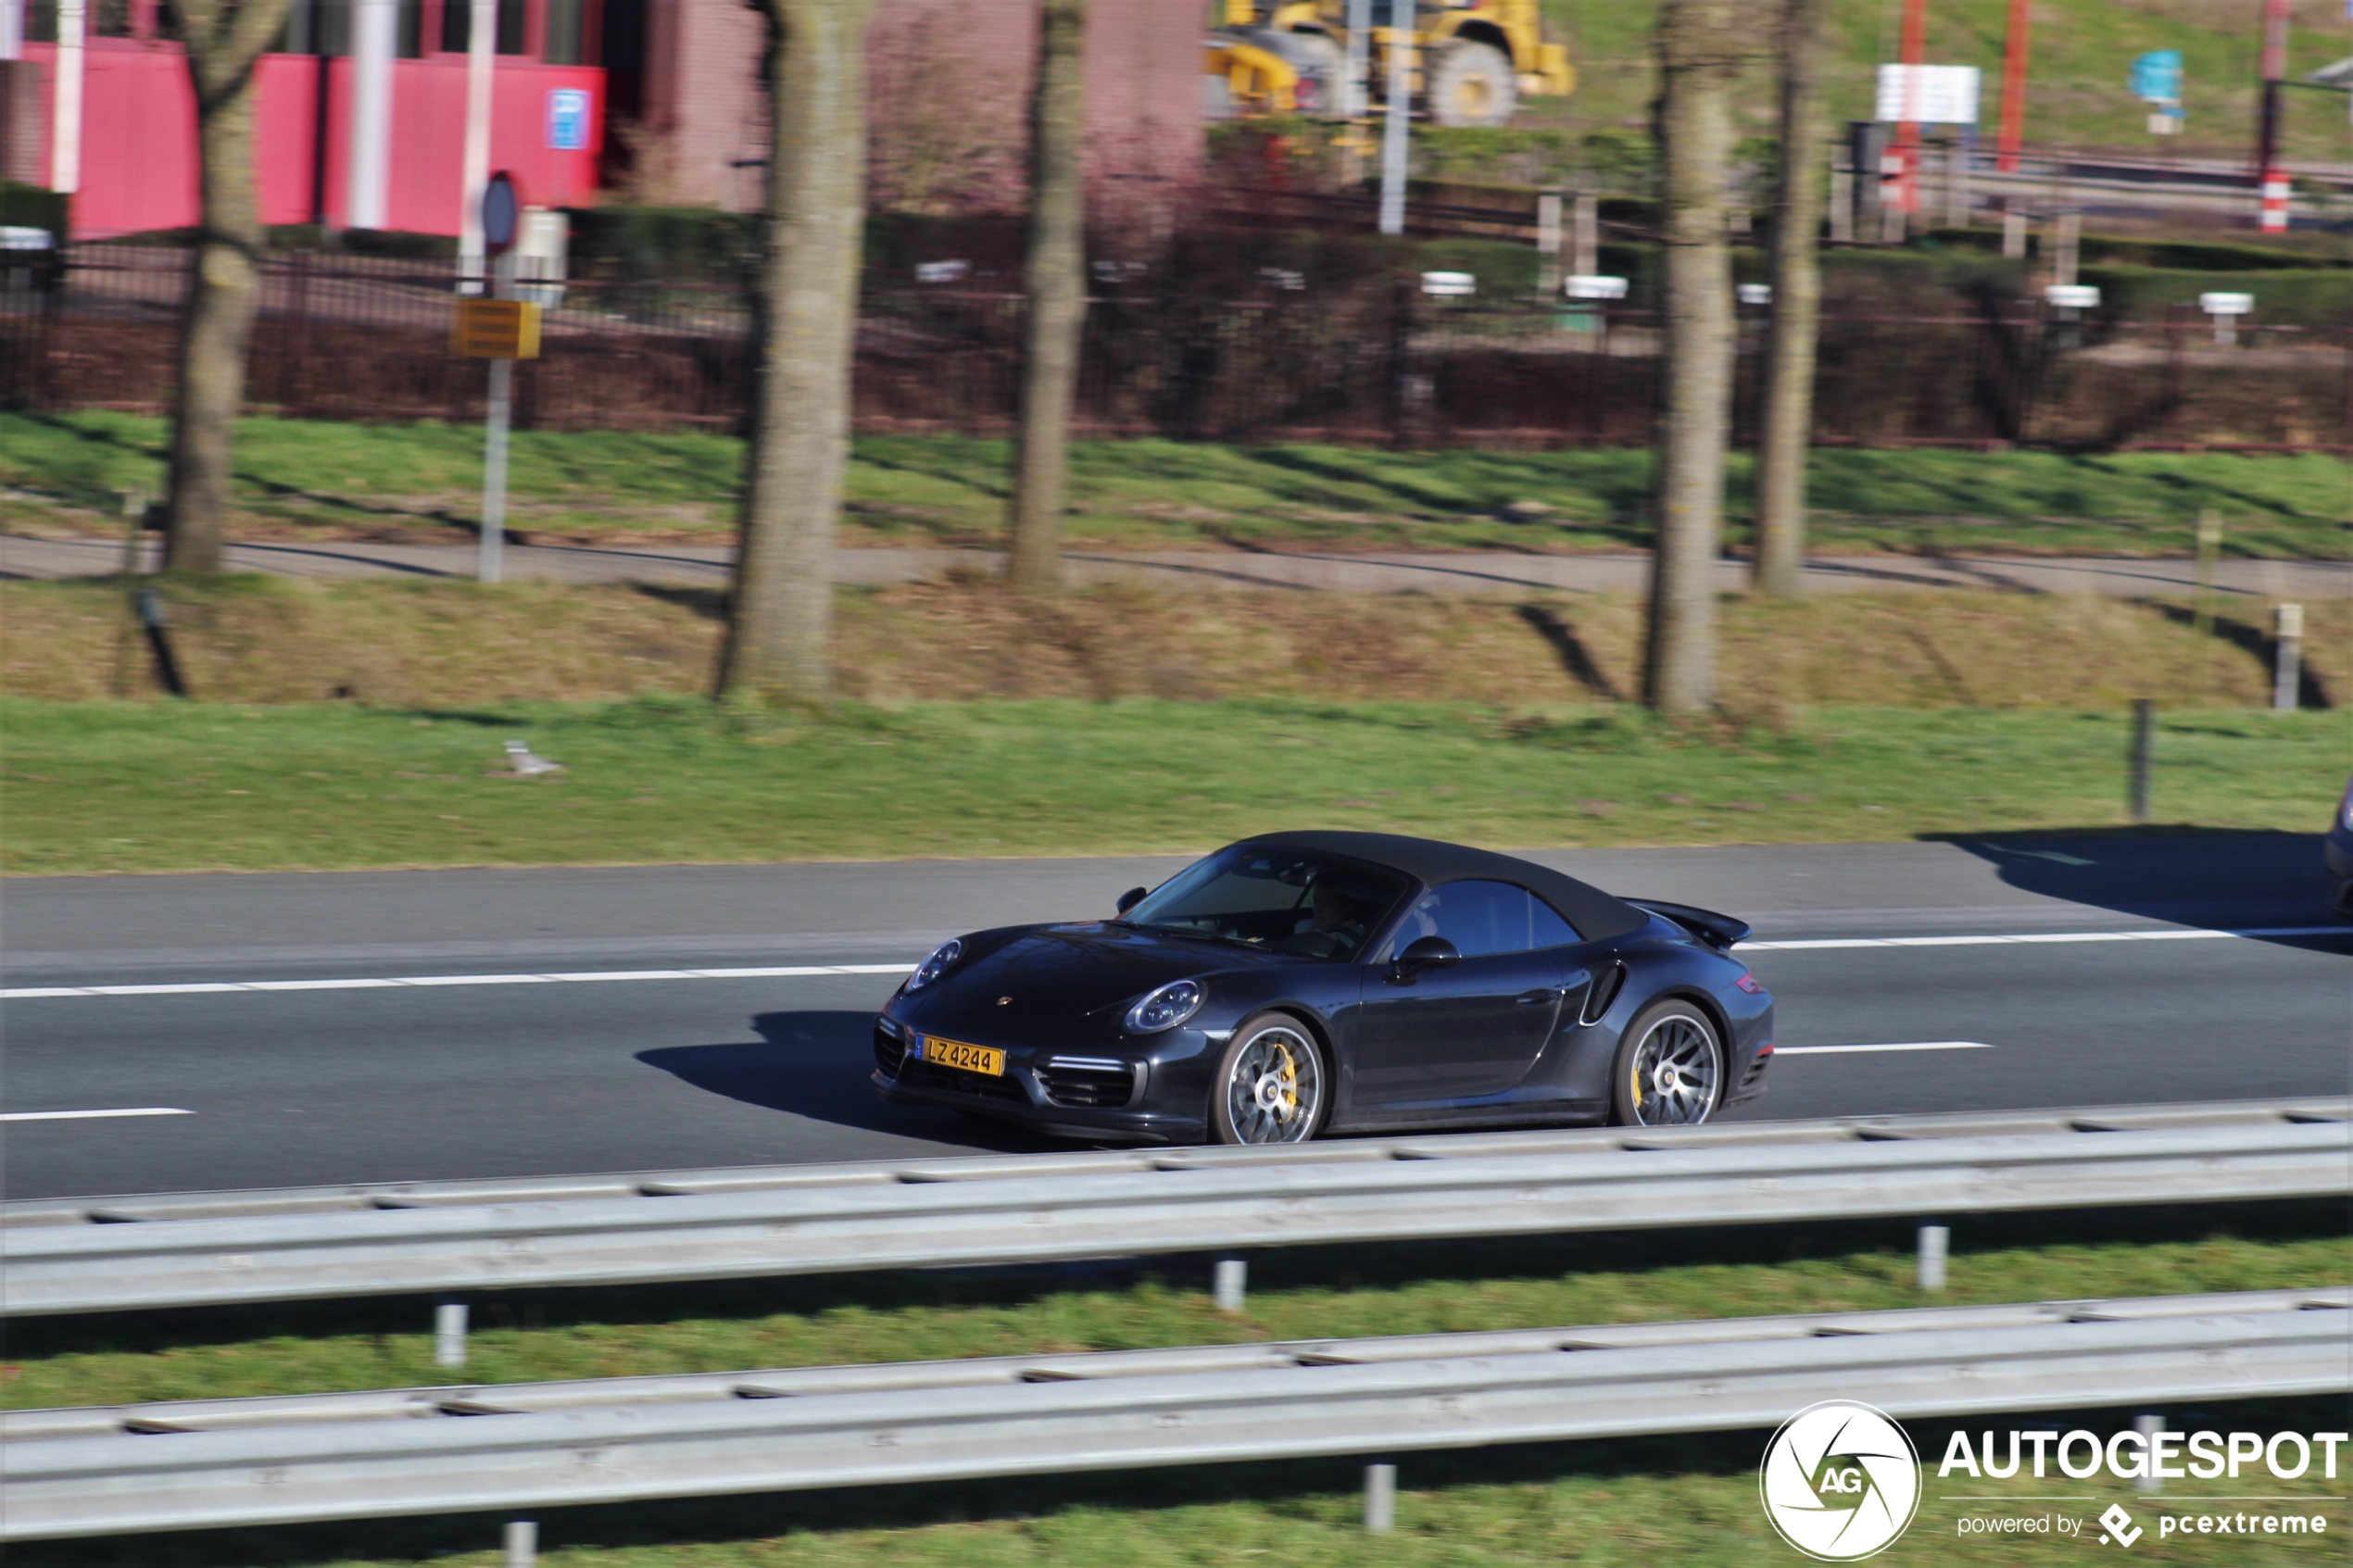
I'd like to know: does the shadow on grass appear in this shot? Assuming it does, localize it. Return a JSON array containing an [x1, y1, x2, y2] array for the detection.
[[2137, 599, 2334, 709], [22, 1391, 2350, 1565]]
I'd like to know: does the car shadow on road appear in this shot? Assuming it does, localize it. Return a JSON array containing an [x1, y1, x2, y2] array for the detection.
[[635, 1010, 1057, 1154], [1940, 828, 2349, 956]]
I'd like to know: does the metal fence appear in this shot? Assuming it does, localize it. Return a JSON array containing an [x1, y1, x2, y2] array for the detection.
[[6, 1098, 2344, 1316], [5, 245, 2347, 449], [5, 1287, 2343, 1539]]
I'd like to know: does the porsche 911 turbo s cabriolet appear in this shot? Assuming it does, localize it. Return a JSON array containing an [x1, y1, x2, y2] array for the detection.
[[872, 830, 1773, 1145]]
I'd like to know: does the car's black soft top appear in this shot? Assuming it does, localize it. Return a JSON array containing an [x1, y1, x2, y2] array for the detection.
[[1240, 830, 1651, 944]]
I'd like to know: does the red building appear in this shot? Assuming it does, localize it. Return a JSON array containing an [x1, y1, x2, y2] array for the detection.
[[1, 0, 1203, 240]]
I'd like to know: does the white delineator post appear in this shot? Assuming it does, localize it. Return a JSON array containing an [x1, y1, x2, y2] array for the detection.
[[346, 0, 396, 229], [1377, 0, 1410, 236], [2273, 603, 2303, 712], [1341, 0, 1369, 119], [50, 0, 83, 194], [459, 0, 496, 291]]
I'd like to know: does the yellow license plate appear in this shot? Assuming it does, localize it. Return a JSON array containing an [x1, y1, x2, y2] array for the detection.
[[918, 1036, 1005, 1076]]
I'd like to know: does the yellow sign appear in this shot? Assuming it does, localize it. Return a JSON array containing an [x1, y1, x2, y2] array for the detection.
[[451, 298, 542, 359]]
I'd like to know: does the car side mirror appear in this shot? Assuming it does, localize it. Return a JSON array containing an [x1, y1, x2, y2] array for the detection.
[[1115, 885, 1148, 916], [1390, 935, 1460, 981]]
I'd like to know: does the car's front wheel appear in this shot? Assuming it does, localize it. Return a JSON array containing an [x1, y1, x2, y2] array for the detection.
[[1209, 1013, 1328, 1145], [1609, 998, 1725, 1127]]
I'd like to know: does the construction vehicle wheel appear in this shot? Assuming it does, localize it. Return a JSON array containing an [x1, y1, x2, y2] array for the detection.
[[1428, 41, 1517, 128]]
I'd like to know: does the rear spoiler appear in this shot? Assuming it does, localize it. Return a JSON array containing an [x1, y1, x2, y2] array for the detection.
[[1625, 899, 1752, 951]]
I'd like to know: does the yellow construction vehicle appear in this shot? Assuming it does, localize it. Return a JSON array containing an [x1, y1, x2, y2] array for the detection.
[[1206, 0, 1573, 129]]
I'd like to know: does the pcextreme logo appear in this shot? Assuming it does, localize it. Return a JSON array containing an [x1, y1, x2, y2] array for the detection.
[[1759, 1400, 1924, 1561]]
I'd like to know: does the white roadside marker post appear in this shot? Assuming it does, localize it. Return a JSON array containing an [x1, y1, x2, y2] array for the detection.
[[434, 1299, 469, 1368], [1214, 1257, 1247, 1312], [1917, 1224, 1949, 1291], [504, 1518, 537, 1567], [1365, 1462, 1397, 1531]]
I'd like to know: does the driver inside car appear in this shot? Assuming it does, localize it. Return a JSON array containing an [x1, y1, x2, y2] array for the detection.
[[1275, 878, 1372, 959]]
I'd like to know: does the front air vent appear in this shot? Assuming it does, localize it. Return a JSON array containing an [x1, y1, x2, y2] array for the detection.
[[1579, 961, 1628, 1026], [901, 1059, 1028, 1103], [873, 1022, 908, 1077], [1036, 1058, 1138, 1109]]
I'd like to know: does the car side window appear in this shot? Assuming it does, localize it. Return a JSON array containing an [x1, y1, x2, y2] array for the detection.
[[1392, 879, 1579, 958]]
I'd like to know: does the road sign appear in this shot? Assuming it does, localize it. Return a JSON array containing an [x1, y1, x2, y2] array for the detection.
[[1875, 64, 1981, 124], [2129, 50, 2183, 105], [547, 89, 590, 152], [482, 171, 522, 256], [452, 297, 542, 359]]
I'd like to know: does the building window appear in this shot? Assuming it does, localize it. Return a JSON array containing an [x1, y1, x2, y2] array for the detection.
[[543, 0, 585, 65], [25, 0, 55, 42], [439, 0, 522, 55], [275, 0, 419, 56], [93, 0, 132, 37]]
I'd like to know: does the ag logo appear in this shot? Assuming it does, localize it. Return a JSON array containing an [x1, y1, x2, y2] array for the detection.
[[1759, 1400, 1922, 1561]]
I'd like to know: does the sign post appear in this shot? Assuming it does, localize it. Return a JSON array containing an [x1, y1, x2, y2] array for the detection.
[[453, 172, 537, 584]]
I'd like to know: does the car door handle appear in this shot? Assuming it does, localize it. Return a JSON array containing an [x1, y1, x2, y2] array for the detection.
[[1515, 988, 1564, 1005]]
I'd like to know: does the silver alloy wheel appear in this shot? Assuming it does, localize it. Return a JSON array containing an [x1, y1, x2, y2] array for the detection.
[[1626, 1012, 1722, 1125], [1223, 1024, 1323, 1144]]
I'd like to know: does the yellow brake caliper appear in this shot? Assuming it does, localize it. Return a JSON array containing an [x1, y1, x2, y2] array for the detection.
[[1275, 1044, 1300, 1120]]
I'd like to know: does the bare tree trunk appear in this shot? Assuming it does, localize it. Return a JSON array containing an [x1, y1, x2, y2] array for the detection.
[[1007, 0, 1088, 595], [1642, 0, 1743, 715], [163, 0, 299, 573], [1753, 0, 1830, 600], [716, 0, 877, 703]]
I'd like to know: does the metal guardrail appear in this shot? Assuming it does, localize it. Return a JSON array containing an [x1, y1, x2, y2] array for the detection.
[[4, 1099, 2343, 1317], [4, 1289, 2344, 1539]]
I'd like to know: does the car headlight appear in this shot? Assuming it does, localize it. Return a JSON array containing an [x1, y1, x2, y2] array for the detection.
[[1125, 979, 1205, 1034], [905, 939, 963, 992], [2340, 780, 2353, 832]]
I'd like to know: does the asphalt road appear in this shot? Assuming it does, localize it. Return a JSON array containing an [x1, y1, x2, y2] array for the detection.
[[6, 533, 2348, 599], [4, 834, 2346, 1201]]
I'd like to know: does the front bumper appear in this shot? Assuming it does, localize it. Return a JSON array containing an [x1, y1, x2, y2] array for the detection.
[[2325, 827, 2353, 911], [870, 1014, 1214, 1145]]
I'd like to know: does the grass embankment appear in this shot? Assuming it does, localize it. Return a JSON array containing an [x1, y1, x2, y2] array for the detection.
[[16, 1211, 2347, 1566], [4, 696, 2341, 874], [4, 412, 2346, 556], [5, 575, 2342, 711]]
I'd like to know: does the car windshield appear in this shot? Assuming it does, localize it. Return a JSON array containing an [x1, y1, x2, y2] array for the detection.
[[1123, 847, 1408, 961]]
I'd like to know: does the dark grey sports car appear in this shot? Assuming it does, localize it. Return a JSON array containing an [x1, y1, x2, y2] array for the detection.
[[873, 830, 1774, 1145]]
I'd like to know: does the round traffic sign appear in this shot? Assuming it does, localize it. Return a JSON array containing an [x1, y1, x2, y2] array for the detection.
[[483, 171, 523, 255]]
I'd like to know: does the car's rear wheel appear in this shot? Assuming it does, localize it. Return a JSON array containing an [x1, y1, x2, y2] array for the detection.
[[1209, 1013, 1328, 1145], [1609, 998, 1725, 1127]]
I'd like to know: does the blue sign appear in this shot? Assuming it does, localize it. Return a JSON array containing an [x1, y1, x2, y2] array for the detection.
[[2128, 50, 2182, 105], [547, 88, 591, 152]]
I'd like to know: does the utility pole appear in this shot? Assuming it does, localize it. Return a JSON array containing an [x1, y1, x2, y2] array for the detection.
[[2255, 0, 2291, 232], [1378, 0, 1410, 235], [1994, 0, 2030, 172]]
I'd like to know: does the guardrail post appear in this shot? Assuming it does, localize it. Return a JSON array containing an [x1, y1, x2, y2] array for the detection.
[[1916, 1224, 1949, 1291], [2128, 699, 2154, 822], [2135, 1414, 2163, 1493], [434, 1299, 469, 1369], [1365, 1462, 1396, 1532], [1214, 1258, 1247, 1313], [504, 1518, 536, 1567]]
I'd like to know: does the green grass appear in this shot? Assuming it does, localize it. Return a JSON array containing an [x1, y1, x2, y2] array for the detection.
[[4, 697, 2344, 874], [13, 1211, 2347, 1566], [1530, 0, 2353, 167], [4, 412, 2347, 556]]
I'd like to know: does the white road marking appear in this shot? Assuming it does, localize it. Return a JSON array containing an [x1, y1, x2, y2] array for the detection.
[[0, 963, 917, 1000], [0, 1107, 195, 1122], [1743, 925, 2347, 952], [1, 922, 2343, 1000], [1772, 1041, 1993, 1057]]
